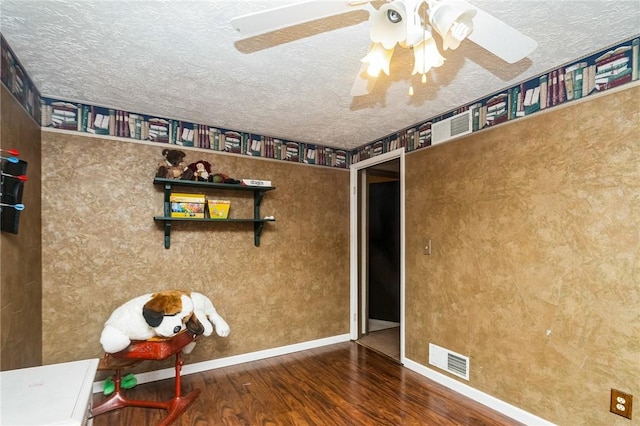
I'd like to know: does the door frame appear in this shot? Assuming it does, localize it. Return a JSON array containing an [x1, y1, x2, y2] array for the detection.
[[349, 148, 405, 363]]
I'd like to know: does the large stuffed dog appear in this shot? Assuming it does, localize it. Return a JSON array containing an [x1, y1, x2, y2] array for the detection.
[[100, 290, 230, 354]]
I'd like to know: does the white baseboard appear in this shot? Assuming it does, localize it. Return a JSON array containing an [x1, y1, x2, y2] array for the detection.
[[403, 358, 556, 426], [92, 333, 351, 394]]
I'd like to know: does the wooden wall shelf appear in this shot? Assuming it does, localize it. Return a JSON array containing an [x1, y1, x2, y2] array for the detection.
[[153, 178, 275, 248]]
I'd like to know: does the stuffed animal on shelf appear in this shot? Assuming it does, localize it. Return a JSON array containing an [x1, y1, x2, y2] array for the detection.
[[99, 290, 230, 354], [156, 149, 194, 180], [187, 160, 212, 182]]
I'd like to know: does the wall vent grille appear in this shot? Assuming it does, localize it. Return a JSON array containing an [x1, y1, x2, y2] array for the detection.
[[431, 110, 473, 145], [429, 343, 470, 380]]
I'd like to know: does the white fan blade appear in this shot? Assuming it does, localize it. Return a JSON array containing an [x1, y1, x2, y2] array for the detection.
[[231, 1, 360, 37], [459, 0, 537, 63], [350, 62, 377, 96]]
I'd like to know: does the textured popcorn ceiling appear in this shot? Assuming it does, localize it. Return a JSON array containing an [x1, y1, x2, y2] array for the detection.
[[1, 1, 639, 150]]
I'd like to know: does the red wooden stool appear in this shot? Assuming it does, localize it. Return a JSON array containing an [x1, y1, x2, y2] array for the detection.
[[92, 330, 199, 426]]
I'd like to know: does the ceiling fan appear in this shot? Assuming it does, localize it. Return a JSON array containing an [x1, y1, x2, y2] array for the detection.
[[231, 0, 537, 96]]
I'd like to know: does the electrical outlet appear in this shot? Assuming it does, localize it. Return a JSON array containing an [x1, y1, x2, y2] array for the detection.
[[610, 389, 633, 420]]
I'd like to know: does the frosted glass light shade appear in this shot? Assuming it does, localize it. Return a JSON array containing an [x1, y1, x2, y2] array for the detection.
[[428, 0, 476, 50], [369, 1, 408, 49], [361, 43, 394, 77], [411, 36, 445, 75]]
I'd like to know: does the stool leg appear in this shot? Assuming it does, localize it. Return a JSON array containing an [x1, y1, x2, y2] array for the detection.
[[159, 351, 200, 426], [114, 369, 122, 393], [174, 351, 183, 397]]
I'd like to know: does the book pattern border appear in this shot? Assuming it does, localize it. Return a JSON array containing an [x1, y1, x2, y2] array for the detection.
[[1, 32, 638, 168], [351, 35, 640, 163], [1, 34, 42, 124]]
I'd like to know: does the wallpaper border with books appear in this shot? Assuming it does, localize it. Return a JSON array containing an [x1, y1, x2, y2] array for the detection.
[[350, 35, 640, 164], [2, 32, 638, 169], [40, 98, 350, 169], [0, 34, 42, 125]]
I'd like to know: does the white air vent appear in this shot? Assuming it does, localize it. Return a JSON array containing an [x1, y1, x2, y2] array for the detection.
[[429, 343, 470, 380], [431, 110, 473, 145]]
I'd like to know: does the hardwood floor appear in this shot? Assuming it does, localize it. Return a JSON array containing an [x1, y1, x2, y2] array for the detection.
[[92, 342, 523, 426]]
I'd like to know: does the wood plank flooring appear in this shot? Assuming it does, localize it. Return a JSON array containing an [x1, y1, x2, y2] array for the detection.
[[92, 341, 523, 426]]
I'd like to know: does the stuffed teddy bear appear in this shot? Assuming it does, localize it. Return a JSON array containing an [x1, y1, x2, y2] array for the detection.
[[156, 149, 194, 180], [99, 290, 230, 354]]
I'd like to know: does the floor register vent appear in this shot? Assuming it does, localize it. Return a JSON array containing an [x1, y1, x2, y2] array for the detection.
[[429, 343, 470, 381]]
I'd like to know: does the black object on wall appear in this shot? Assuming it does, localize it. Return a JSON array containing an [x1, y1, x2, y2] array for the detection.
[[1, 159, 27, 234], [368, 180, 400, 323]]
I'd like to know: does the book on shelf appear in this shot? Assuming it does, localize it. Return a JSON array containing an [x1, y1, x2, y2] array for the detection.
[[596, 56, 629, 75], [557, 68, 566, 104], [564, 71, 575, 101], [208, 128, 222, 151], [633, 38, 639, 81], [148, 117, 170, 143], [334, 150, 347, 168], [539, 75, 548, 109], [405, 128, 418, 151], [388, 137, 399, 152], [594, 41, 637, 91], [121, 112, 130, 138], [573, 67, 583, 99], [84, 105, 111, 135], [508, 85, 519, 119], [50, 101, 78, 130], [192, 124, 200, 147], [373, 141, 384, 156], [595, 44, 632, 66], [417, 122, 431, 146], [595, 68, 633, 91], [485, 93, 508, 126], [224, 131, 242, 153], [304, 145, 316, 164], [551, 70, 558, 106], [250, 138, 262, 157], [317, 146, 328, 165], [200, 125, 210, 149], [108, 109, 116, 136], [468, 103, 483, 131], [285, 142, 299, 162]]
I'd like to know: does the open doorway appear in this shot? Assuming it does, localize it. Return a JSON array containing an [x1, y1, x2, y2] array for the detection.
[[349, 149, 404, 363]]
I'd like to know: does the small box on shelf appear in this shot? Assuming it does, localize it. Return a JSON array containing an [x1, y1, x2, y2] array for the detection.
[[170, 193, 205, 218], [208, 199, 231, 219], [241, 179, 272, 187]]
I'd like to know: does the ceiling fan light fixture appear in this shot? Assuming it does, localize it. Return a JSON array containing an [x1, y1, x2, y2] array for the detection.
[[428, 0, 476, 50], [361, 43, 394, 77]]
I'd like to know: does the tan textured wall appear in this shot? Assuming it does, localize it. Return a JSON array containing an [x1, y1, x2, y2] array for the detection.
[[405, 86, 640, 425], [41, 133, 350, 369], [0, 85, 43, 370]]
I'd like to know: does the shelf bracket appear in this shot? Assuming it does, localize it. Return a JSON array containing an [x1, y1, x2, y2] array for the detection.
[[254, 222, 265, 247], [163, 221, 171, 249], [254, 191, 265, 217], [163, 183, 172, 216]]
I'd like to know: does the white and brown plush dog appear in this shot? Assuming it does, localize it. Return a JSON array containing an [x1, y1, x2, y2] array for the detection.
[[99, 290, 230, 354]]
